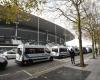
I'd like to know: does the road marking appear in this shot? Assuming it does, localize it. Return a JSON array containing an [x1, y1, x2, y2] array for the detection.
[[0, 54, 92, 80], [23, 54, 92, 78], [22, 70, 32, 76], [0, 73, 9, 76], [33, 64, 65, 76], [0, 70, 25, 77], [25, 64, 65, 80]]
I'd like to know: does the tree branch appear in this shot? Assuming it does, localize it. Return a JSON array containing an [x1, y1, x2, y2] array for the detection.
[[57, 8, 77, 23]]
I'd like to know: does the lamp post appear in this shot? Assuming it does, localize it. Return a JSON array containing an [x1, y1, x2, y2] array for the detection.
[[64, 32, 67, 45], [55, 24, 57, 44], [46, 30, 49, 44], [37, 16, 40, 45], [60, 36, 62, 45], [15, 21, 19, 40]]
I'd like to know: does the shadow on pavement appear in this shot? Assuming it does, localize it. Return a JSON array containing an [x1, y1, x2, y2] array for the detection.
[[0, 71, 31, 80], [30, 67, 91, 80], [74, 63, 88, 67]]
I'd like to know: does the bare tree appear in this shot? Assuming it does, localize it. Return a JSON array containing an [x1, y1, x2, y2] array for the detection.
[[49, 0, 85, 67], [81, 1, 100, 58]]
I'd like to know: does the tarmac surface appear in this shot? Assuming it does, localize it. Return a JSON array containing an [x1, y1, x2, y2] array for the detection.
[[30, 55, 100, 80], [30, 67, 91, 80], [1, 53, 100, 80]]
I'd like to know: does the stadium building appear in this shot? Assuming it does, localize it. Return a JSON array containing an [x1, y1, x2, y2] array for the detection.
[[0, 15, 74, 46]]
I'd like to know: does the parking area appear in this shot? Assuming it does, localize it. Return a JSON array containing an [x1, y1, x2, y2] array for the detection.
[[30, 67, 91, 80], [0, 53, 92, 80], [0, 59, 66, 79]]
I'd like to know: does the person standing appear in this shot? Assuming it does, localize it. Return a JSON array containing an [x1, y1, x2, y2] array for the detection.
[[95, 47, 98, 56], [69, 48, 75, 64]]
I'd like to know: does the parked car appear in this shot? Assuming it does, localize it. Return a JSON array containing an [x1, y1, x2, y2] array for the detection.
[[0, 54, 8, 70], [3, 50, 16, 59]]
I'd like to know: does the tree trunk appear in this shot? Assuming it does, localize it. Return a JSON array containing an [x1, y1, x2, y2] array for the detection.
[[96, 31, 100, 55], [97, 31, 100, 55], [94, 38, 98, 56], [94, 29, 98, 56], [92, 32, 95, 59], [98, 39, 100, 55], [77, 7, 84, 67], [98, 43, 100, 55]]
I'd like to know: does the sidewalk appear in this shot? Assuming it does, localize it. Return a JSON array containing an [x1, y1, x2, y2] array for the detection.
[[65, 55, 100, 80], [85, 56, 100, 80], [29, 55, 100, 80]]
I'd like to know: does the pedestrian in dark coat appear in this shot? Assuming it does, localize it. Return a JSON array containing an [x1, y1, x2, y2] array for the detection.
[[95, 47, 98, 56], [70, 48, 75, 64]]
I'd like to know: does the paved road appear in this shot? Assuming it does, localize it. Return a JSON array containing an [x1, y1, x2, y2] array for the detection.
[[0, 59, 65, 75], [0, 53, 92, 80]]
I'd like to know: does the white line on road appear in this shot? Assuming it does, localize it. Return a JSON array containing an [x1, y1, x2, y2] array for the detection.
[[0, 70, 24, 77], [0, 73, 10, 77], [22, 70, 33, 76], [33, 64, 65, 77], [25, 64, 65, 80]]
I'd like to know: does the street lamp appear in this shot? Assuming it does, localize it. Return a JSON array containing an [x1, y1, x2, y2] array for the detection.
[[37, 16, 40, 45], [46, 30, 49, 44], [60, 36, 62, 45], [55, 24, 57, 44], [15, 21, 19, 40]]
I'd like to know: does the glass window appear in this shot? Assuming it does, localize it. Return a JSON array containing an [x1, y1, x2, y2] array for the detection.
[[75, 48, 79, 51], [60, 48, 67, 52], [25, 48, 44, 54], [52, 48, 58, 52], [36, 48, 44, 53], [17, 48, 22, 55], [8, 52, 15, 54], [45, 48, 50, 53]]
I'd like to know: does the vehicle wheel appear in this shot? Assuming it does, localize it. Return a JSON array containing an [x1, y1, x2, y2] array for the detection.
[[0, 61, 8, 70], [21, 60, 28, 66], [29, 59, 33, 64], [0, 66, 6, 70], [49, 57, 53, 61]]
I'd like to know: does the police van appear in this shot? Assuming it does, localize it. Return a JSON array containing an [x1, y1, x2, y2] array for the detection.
[[51, 45, 70, 58], [15, 44, 53, 65]]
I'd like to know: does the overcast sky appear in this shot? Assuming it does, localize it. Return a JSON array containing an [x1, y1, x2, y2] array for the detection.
[[34, 0, 99, 31], [32, 0, 99, 46]]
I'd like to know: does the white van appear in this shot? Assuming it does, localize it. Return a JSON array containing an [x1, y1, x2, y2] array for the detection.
[[51, 46, 70, 58], [15, 44, 53, 65]]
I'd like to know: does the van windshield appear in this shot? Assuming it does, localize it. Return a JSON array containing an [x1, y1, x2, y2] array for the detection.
[[25, 48, 44, 54], [60, 48, 67, 52], [17, 48, 22, 55]]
